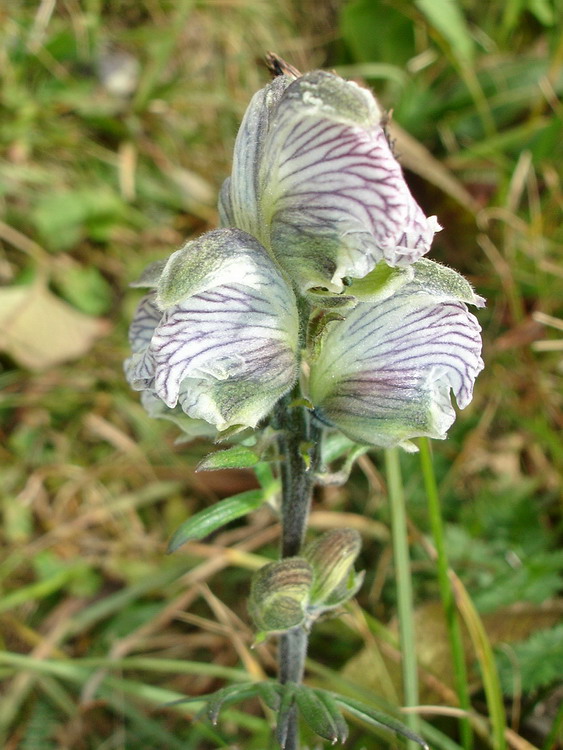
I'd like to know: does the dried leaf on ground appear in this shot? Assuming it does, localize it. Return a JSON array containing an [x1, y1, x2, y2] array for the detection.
[[0, 282, 109, 370]]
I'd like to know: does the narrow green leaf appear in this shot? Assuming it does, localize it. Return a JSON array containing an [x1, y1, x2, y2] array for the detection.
[[167, 490, 266, 552], [207, 683, 261, 725], [0, 568, 73, 614], [416, 0, 475, 62], [256, 682, 282, 711], [385, 446, 420, 746], [415, 0, 474, 63], [419, 437, 473, 750], [294, 685, 339, 743], [335, 695, 429, 749], [453, 576, 507, 750], [542, 700, 563, 750], [313, 689, 349, 744], [196, 445, 261, 471]]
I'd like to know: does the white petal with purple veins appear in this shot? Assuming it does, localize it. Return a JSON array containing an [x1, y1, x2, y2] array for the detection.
[[140, 391, 217, 442], [255, 72, 439, 296], [156, 228, 288, 309], [218, 177, 234, 227], [125, 229, 299, 432], [229, 74, 296, 245], [308, 285, 483, 448], [128, 293, 161, 353]]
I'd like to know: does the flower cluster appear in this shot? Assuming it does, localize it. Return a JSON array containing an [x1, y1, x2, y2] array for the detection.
[[125, 70, 484, 450]]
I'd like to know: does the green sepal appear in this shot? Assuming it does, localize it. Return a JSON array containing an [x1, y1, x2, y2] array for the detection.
[[334, 693, 430, 749], [346, 261, 413, 302], [156, 237, 224, 309], [308, 311, 345, 359], [411, 257, 486, 306], [288, 396, 314, 409], [196, 445, 262, 472], [167, 489, 268, 552], [214, 424, 253, 443]]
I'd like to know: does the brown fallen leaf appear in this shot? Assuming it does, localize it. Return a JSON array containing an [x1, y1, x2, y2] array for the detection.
[[0, 280, 109, 370]]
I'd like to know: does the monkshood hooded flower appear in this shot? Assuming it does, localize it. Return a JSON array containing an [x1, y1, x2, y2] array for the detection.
[[308, 260, 484, 451], [125, 229, 299, 433], [126, 69, 484, 449], [220, 70, 441, 303]]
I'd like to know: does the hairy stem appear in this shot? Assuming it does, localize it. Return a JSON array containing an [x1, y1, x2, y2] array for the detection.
[[274, 393, 320, 750]]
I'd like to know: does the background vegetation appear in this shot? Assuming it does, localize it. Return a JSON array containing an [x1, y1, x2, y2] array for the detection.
[[0, 1, 561, 748]]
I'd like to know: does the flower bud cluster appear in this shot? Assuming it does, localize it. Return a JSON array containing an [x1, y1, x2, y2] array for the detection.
[[248, 529, 363, 639]]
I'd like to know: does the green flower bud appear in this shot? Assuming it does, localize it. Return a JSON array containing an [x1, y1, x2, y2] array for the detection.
[[248, 558, 313, 634], [304, 529, 362, 608]]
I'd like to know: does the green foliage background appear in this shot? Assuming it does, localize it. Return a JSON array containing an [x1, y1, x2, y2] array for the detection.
[[0, 1, 561, 748]]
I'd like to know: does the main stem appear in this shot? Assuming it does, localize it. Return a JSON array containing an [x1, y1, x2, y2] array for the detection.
[[275, 390, 319, 750]]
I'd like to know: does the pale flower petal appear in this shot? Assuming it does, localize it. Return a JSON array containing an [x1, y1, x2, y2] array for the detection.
[[125, 228, 299, 432], [229, 74, 296, 244], [308, 285, 484, 448], [228, 70, 439, 297], [140, 391, 217, 442]]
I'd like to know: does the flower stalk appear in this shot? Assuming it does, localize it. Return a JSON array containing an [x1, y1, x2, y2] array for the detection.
[[274, 390, 318, 749]]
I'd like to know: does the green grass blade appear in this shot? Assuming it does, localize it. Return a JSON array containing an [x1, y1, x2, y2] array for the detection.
[[419, 437, 473, 750], [452, 575, 507, 750], [415, 0, 475, 63], [334, 694, 429, 749], [385, 447, 420, 748]]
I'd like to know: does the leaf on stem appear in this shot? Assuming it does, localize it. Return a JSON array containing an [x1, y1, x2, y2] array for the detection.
[[206, 683, 262, 725], [294, 685, 341, 744], [256, 681, 282, 711], [167, 489, 267, 552], [312, 689, 349, 744], [196, 445, 262, 471]]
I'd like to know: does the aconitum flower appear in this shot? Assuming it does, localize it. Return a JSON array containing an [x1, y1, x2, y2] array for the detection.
[[125, 229, 299, 433], [220, 71, 441, 302], [308, 261, 485, 451], [126, 68, 483, 451]]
